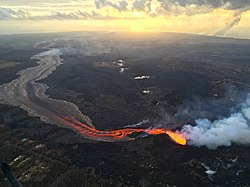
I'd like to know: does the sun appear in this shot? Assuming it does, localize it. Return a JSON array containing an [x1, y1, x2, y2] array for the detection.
[[130, 24, 145, 32], [132, 11, 142, 18]]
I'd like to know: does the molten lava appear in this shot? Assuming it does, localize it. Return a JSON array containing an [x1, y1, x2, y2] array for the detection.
[[146, 128, 187, 145], [165, 131, 187, 145], [62, 116, 187, 145]]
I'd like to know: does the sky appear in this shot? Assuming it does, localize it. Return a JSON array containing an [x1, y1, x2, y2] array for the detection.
[[0, 0, 250, 38]]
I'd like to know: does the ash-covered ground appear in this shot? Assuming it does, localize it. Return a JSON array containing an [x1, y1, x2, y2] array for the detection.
[[0, 32, 250, 186]]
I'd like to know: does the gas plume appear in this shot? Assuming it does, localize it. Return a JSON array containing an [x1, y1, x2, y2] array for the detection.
[[181, 94, 250, 149]]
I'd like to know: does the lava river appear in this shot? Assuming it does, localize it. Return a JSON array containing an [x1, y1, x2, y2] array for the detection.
[[0, 44, 187, 146], [62, 116, 187, 145]]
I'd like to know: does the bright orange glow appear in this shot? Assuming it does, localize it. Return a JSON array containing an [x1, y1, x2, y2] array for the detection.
[[62, 116, 187, 145], [165, 131, 187, 145], [146, 128, 187, 145]]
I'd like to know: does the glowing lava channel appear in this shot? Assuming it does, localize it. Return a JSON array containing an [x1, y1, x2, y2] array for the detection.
[[0, 42, 187, 146], [63, 116, 187, 145]]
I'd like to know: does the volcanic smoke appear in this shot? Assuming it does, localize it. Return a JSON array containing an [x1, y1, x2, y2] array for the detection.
[[1, 41, 250, 150], [181, 94, 250, 149], [67, 93, 250, 149]]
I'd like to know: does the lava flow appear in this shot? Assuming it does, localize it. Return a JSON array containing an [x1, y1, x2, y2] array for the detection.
[[0, 47, 187, 147], [63, 116, 187, 145]]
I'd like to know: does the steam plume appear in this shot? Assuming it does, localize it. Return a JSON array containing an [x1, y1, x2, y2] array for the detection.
[[181, 94, 250, 149], [215, 10, 242, 36]]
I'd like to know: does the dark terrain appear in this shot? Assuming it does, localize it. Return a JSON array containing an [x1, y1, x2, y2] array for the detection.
[[0, 32, 250, 186]]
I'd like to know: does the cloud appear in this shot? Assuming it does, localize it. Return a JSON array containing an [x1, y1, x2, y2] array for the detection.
[[1, 0, 249, 36], [94, 0, 250, 15], [224, 0, 250, 10], [0, 7, 29, 20], [153, 1, 250, 34], [133, 0, 148, 11], [158, 0, 250, 11], [95, 0, 128, 11], [2, 1, 250, 21], [49, 10, 117, 20], [50, 11, 92, 20], [0, 7, 120, 20]]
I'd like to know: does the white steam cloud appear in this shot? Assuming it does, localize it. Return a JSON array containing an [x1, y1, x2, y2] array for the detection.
[[181, 94, 250, 149], [215, 9, 249, 36]]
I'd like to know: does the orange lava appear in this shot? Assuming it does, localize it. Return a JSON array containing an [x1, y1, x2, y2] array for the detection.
[[165, 131, 187, 145], [146, 128, 187, 145], [62, 116, 187, 145]]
